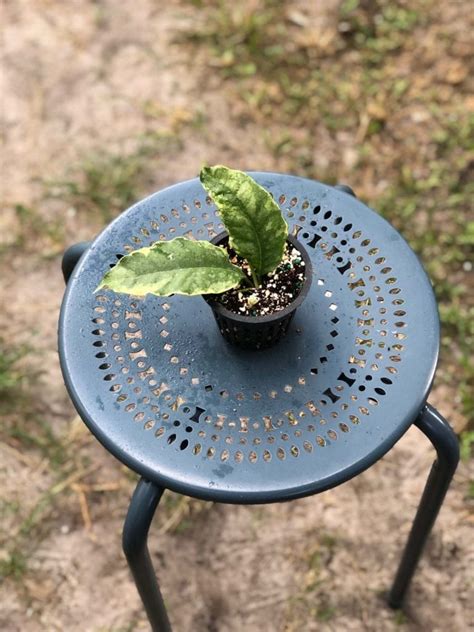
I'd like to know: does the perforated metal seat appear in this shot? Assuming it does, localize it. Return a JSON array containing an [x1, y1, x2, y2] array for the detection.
[[59, 174, 459, 631]]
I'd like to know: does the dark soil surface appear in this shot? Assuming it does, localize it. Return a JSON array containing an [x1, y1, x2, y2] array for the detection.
[[211, 240, 306, 317]]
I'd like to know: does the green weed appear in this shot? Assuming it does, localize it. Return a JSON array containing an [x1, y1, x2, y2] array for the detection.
[[47, 150, 150, 223], [158, 491, 206, 534], [180, 0, 287, 79], [0, 339, 29, 410], [467, 480, 474, 500], [460, 432, 474, 462], [393, 609, 409, 625], [315, 604, 336, 622], [340, 1, 422, 63], [284, 532, 339, 626], [1, 485, 66, 583], [8, 419, 69, 472], [0, 204, 65, 257], [0, 550, 28, 582], [44, 124, 189, 223]]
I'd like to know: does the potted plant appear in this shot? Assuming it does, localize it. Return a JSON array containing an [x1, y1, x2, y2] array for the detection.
[[98, 165, 312, 349]]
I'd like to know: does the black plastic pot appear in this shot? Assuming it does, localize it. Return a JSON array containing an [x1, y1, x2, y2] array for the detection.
[[204, 232, 312, 350]]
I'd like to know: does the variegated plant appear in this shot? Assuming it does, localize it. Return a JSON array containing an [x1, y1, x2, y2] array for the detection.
[[98, 166, 288, 297]]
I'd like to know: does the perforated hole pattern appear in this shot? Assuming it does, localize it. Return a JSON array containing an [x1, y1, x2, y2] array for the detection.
[[89, 188, 410, 467]]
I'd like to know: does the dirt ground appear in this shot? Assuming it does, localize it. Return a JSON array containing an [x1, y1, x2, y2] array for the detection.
[[1, 1, 473, 631]]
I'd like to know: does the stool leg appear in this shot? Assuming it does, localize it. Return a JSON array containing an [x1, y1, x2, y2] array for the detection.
[[123, 478, 172, 632], [388, 404, 459, 609], [62, 241, 91, 283]]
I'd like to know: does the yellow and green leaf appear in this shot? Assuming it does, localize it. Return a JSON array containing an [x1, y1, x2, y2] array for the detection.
[[97, 237, 245, 297], [200, 165, 288, 280]]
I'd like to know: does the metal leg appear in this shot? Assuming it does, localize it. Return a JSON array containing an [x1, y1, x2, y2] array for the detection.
[[388, 404, 459, 609], [123, 478, 172, 632], [62, 241, 91, 283]]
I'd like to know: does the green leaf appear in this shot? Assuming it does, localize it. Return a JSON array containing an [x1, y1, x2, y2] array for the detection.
[[97, 237, 245, 297], [200, 165, 288, 279]]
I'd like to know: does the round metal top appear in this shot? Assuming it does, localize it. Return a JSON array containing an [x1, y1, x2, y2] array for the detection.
[[59, 174, 439, 503]]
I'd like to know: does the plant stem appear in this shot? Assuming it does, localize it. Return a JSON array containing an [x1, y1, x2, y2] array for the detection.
[[235, 286, 256, 293], [241, 275, 254, 288], [251, 269, 259, 288]]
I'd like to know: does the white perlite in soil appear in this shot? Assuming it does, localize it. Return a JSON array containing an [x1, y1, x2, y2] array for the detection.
[[214, 243, 306, 316]]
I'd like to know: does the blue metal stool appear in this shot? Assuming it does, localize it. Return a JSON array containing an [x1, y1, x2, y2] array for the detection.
[[59, 174, 459, 631]]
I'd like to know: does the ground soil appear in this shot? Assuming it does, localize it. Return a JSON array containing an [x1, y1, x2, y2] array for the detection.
[[1, 2, 473, 632]]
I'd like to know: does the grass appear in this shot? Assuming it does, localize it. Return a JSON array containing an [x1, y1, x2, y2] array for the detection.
[[45, 132, 180, 224], [467, 480, 474, 500], [50, 152, 149, 222], [0, 427, 105, 583], [43, 107, 203, 224], [8, 204, 64, 256], [157, 491, 208, 534], [315, 604, 336, 622], [7, 419, 70, 472], [0, 338, 30, 411], [0, 339, 71, 473], [2, 107, 200, 259], [181, 0, 426, 129], [460, 431, 474, 462], [0, 550, 28, 582], [0, 338, 88, 582], [0, 468, 82, 582], [393, 609, 409, 625], [0, 345, 24, 395], [284, 532, 339, 626], [181, 0, 287, 79]]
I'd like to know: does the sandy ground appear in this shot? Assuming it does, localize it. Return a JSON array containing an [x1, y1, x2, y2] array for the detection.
[[1, 2, 473, 631]]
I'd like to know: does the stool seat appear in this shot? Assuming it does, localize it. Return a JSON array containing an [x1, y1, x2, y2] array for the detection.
[[59, 173, 439, 503]]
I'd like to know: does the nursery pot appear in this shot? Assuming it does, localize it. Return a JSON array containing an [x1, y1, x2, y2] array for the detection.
[[204, 232, 312, 350]]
